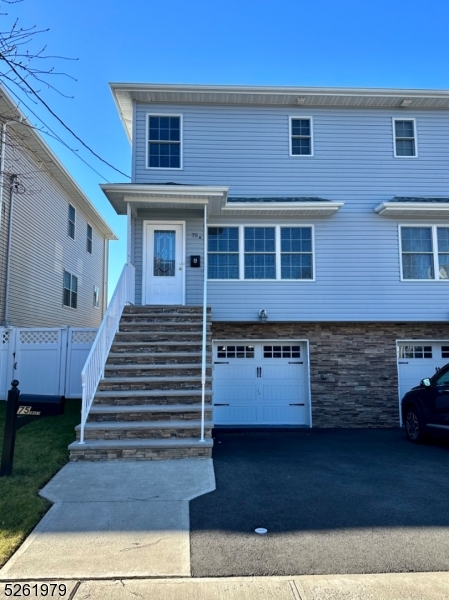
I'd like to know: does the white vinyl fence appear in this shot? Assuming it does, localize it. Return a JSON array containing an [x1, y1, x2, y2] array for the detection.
[[0, 326, 97, 399]]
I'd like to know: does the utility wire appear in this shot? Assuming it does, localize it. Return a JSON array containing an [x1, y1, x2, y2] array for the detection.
[[0, 51, 130, 179], [1, 79, 112, 182]]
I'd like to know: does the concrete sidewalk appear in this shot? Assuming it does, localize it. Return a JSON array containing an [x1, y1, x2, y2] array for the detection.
[[1, 574, 448, 600], [0, 460, 215, 580]]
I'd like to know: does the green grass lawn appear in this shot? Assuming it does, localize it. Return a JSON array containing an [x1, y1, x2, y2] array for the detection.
[[0, 399, 80, 567]]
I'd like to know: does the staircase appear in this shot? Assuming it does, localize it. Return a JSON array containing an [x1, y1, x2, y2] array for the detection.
[[69, 305, 213, 461]]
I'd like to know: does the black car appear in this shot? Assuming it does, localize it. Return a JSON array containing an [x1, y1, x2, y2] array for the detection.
[[401, 363, 449, 443]]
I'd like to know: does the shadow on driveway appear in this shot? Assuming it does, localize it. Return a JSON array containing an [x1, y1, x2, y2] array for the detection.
[[190, 428, 449, 576]]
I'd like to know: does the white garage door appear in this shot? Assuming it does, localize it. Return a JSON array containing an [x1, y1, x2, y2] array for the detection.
[[397, 341, 449, 400], [213, 341, 310, 426]]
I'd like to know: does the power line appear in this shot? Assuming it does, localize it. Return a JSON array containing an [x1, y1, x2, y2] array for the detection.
[[0, 51, 130, 179], [1, 79, 112, 182]]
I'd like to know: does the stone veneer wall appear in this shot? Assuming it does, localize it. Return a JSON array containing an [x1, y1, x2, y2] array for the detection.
[[211, 322, 449, 428]]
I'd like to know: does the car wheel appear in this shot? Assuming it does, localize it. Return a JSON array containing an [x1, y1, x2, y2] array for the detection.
[[404, 407, 427, 443]]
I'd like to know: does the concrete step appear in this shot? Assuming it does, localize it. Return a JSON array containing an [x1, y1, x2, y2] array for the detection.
[[106, 351, 211, 365], [123, 305, 209, 315], [98, 375, 212, 392], [69, 438, 213, 461], [104, 364, 212, 378], [120, 313, 206, 323], [110, 341, 207, 354], [93, 389, 213, 406], [119, 322, 211, 333], [87, 404, 213, 422], [76, 420, 213, 441], [114, 331, 211, 343]]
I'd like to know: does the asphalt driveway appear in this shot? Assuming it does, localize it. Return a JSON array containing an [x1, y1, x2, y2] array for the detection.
[[190, 428, 449, 577]]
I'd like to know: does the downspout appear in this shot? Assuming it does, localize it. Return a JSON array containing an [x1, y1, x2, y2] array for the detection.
[[3, 174, 17, 326], [200, 203, 208, 442]]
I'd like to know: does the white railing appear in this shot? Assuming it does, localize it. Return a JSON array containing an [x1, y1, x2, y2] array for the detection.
[[200, 204, 208, 442], [79, 262, 135, 444]]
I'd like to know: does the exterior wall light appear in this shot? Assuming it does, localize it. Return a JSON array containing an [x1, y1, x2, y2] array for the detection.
[[401, 99, 412, 106], [259, 309, 268, 323]]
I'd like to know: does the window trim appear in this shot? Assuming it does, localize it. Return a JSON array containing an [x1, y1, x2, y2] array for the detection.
[[145, 113, 183, 170], [207, 223, 315, 282], [398, 224, 449, 282], [393, 117, 418, 159], [289, 116, 314, 157], [86, 223, 93, 254], [68, 204, 76, 240], [63, 270, 78, 309]]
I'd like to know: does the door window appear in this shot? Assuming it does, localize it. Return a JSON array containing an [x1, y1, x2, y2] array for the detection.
[[153, 230, 176, 277]]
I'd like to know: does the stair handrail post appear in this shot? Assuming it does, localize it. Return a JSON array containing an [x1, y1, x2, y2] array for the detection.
[[200, 204, 208, 443], [78, 262, 135, 445]]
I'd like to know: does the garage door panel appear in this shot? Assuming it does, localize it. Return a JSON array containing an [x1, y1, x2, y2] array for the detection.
[[398, 342, 449, 402], [214, 364, 256, 381], [262, 384, 300, 403], [257, 405, 305, 424], [215, 405, 257, 425], [262, 365, 304, 381], [215, 384, 257, 403]]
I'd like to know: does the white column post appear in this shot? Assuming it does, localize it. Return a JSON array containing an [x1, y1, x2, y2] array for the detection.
[[200, 203, 208, 442], [127, 202, 132, 264]]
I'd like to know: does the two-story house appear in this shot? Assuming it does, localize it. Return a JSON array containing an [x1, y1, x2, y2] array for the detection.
[[70, 83, 449, 461]]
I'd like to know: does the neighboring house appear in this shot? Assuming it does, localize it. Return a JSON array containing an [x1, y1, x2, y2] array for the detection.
[[72, 82, 449, 461], [0, 86, 117, 328]]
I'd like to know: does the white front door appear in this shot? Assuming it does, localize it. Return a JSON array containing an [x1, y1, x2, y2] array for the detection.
[[144, 222, 185, 305], [213, 341, 310, 425]]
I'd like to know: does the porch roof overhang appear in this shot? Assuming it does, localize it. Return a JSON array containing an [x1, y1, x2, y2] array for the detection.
[[101, 184, 344, 217], [375, 197, 449, 218]]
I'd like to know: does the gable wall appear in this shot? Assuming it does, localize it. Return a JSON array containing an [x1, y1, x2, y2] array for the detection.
[[2, 129, 107, 327]]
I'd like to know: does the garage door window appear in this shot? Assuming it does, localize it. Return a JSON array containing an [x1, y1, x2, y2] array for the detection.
[[263, 345, 301, 358], [398, 345, 432, 359], [217, 345, 255, 359]]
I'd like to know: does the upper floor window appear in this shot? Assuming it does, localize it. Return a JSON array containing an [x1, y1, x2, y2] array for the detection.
[[290, 117, 313, 156], [86, 224, 93, 254], [207, 225, 314, 280], [147, 115, 182, 169], [63, 270, 78, 309], [400, 225, 449, 280], [68, 204, 75, 239], [393, 119, 417, 157]]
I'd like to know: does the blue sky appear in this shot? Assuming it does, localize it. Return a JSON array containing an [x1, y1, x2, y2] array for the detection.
[[7, 0, 449, 295]]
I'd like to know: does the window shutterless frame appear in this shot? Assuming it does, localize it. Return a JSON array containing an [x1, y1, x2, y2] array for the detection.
[[63, 270, 78, 309], [207, 224, 315, 281], [68, 204, 75, 239], [146, 113, 183, 170], [392, 118, 418, 158], [398, 224, 449, 281], [86, 223, 93, 254], [289, 116, 314, 157]]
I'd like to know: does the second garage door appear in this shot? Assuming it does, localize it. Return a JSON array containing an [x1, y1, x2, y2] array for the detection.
[[213, 341, 310, 426]]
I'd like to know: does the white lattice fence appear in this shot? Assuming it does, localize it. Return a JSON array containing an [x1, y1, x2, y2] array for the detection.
[[0, 327, 98, 399]]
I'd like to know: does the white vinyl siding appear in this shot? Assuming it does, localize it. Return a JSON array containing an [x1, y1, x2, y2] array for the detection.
[[132, 103, 449, 321], [3, 134, 106, 327]]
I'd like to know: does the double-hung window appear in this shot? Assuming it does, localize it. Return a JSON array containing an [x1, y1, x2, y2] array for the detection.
[[68, 204, 75, 239], [208, 227, 239, 279], [400, 226, 449, 280], [207, 225, 314, 280], [147, 115, 181, 169], [87, 224, 93, 254], [290, 117, 313, 156], [393, 119, 417, 157], [63, 271, 78, 308]]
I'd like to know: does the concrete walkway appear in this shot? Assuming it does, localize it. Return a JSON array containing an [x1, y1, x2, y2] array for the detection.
[[1, 574, 449, 599], [0, 459, 215, 579]]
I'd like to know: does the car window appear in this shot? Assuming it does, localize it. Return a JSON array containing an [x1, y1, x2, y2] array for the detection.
[[433, 368, 449, 386]]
